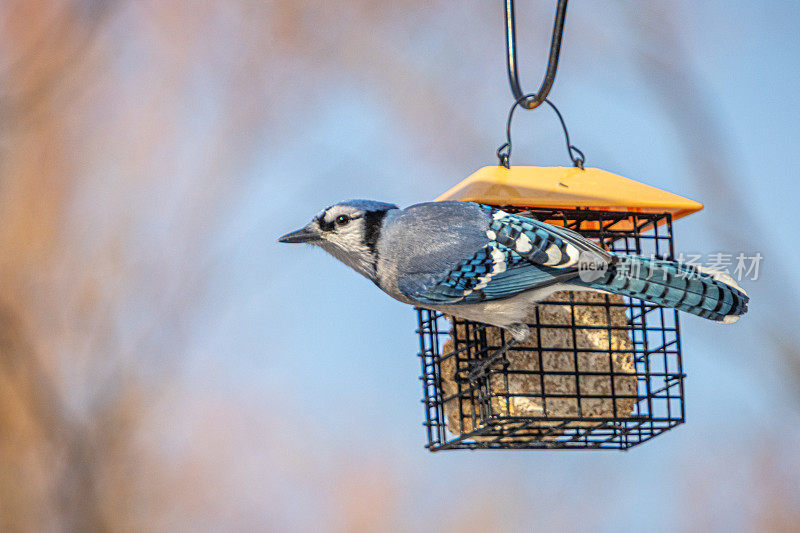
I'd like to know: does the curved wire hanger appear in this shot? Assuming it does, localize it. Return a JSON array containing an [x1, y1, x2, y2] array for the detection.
[[496, 95, 585, 169], [505, 0, 569, 110]]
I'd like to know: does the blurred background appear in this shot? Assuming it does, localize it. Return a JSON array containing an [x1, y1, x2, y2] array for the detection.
[[0, 0, 798, 531]]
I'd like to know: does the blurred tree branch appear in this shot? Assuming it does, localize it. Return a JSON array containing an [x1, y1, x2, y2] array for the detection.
[[0, 0, 280, 528]]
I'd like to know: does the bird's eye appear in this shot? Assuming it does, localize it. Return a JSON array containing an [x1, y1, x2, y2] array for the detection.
[[335, 215, 350, 226]]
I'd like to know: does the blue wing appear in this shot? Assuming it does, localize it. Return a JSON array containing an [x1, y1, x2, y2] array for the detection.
[[479, 205, 611, 268], [398, 242, 579, 305], [396, 204, 610, 306]]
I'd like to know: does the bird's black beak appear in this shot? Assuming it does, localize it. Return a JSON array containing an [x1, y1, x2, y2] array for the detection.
[[278, 224, 321, 244]]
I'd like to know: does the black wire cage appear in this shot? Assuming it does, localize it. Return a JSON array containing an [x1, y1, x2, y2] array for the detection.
[[417, 207, 685, 450]]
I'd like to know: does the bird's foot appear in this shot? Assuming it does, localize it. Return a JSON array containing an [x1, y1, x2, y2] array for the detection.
[[463, 338, 518, 383]]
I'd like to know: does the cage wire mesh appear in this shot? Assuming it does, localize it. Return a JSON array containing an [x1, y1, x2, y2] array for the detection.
[[417, 207, 685, 450]]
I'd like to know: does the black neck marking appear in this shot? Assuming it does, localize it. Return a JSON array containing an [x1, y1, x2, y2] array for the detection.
[[363, 209, 388, 255]]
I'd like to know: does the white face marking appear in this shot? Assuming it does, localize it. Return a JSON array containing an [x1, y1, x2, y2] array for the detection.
[[313, 204, 377, 278], [320, 205, 359, 227], [326, 220, 366, 250]]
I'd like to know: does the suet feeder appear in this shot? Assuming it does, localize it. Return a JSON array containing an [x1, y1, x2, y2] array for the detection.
[[414, 0, 704, 450], [417, 166, 701, 450]]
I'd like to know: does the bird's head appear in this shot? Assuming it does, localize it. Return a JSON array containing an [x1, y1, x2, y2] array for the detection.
[[278, 200, 399, 279]]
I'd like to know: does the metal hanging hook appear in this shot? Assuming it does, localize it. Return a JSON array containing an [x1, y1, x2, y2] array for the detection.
[[505, 0, 569, 110]]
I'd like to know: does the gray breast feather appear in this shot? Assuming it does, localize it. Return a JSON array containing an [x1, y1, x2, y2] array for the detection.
[[376, 201, 491, 300]]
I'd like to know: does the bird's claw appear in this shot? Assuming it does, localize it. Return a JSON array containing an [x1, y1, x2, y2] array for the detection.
[[457, 340, 517, 383]]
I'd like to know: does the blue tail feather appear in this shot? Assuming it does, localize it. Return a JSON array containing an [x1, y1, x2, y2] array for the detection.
[[581, 254, 749, 322]]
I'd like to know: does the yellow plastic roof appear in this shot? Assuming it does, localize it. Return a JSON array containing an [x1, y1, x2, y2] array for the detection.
[[435, 166, 703, 222]]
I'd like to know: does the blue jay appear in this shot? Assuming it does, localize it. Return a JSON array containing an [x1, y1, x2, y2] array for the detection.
[[279, 200, 748, 342]]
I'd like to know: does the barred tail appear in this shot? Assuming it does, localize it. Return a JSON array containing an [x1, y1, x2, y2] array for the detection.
[[587, 254, 749, 323]]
